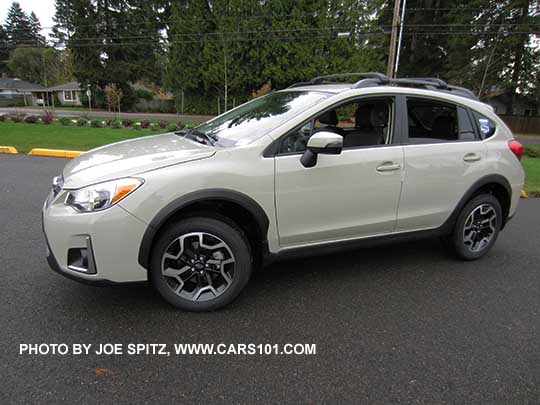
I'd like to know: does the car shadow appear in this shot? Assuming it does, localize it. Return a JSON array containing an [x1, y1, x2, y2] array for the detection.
[[51, 237, 452, 315]]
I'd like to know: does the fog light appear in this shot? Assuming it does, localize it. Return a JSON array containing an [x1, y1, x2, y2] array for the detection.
[[67, 236, 97, 274]]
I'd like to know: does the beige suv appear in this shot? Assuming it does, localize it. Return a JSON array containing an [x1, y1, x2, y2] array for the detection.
[[43, 73, 525, 311]]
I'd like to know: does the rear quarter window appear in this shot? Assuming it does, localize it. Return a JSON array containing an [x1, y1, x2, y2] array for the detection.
[[473, 111, 497, 139]]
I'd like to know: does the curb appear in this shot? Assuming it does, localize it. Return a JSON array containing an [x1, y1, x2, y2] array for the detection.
[[521, 190, 528, 198], [0, 146, 18, 154], [27, 149, 83, 158]]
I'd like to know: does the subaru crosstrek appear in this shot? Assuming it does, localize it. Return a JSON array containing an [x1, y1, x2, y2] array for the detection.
[[43, 73, 525, 311]]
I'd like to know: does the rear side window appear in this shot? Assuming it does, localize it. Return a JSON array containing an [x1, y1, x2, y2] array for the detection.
[[406, 98, 458, 143], [406, 98, 480, 143], [472, 111, 496, 139]]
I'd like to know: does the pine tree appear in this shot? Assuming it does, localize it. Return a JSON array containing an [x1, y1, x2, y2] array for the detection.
[[28, 11, 46, 46], [51, 0, 76, 46], [4, 1, 34, 46], [0, 25, 9, 74]]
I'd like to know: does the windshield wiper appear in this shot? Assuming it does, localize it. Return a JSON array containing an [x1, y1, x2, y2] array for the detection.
[[175, 128, 216, 146]]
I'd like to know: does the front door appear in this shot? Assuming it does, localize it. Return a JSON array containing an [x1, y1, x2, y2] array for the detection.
[[273, 96, 404, 248]]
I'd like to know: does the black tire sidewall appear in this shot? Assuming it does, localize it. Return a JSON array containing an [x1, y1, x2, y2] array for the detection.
[[451, 194, 502, 261], [150, 217, 252, 311]]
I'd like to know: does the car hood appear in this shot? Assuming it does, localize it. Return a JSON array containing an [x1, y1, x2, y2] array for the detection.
[[62, 133, 216, 188]]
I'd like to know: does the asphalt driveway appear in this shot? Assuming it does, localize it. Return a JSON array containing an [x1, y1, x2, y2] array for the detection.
[[1, 155, 540, 403]]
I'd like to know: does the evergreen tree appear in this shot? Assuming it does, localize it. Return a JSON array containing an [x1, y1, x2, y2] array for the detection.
[[166, 0, 386, 114], [53, 0, 166, 109], [4, 2, 35, 46], [28, 12, 46, 46], [51, 0, 76, 46], [0, 25, 9, 74], [380, 0, 539, 105]]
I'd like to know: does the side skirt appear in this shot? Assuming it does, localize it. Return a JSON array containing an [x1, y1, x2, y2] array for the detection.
[[263, 226, 449, 265]]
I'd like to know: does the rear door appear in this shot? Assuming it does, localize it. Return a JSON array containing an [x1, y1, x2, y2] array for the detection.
[[396, 96, 487, 231]]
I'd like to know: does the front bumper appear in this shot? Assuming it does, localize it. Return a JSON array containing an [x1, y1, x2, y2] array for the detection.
[[45, 232, 118, 286], [42, 189, 150, 284]]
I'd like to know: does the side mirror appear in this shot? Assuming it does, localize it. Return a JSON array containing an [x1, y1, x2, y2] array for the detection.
[[300, 131, 343, 168]]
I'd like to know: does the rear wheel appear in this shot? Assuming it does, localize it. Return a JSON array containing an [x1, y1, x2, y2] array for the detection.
[[443, 194, 502, 261], [150, 217, 252, 311]]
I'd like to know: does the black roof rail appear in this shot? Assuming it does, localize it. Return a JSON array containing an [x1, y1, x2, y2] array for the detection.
[[288, 72, 387, 88], [380, 78, 479, 101], [287, 81, 314, 89], [404, 77, 448, 88], [287, 72, 479, 101]]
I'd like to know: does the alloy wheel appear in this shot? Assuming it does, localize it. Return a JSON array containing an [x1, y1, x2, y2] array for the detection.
[[161, 232, 236, 302], [462, 203, 498, 253]]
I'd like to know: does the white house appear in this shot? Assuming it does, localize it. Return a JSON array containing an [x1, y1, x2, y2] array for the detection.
[[49, 82, 83, 106]]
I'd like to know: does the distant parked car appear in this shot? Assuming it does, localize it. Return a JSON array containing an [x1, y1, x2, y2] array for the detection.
[[42, 72, 525, 311]]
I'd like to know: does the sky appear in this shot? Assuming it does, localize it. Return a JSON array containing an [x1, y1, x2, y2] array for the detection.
[[0, 0, 55, 37]]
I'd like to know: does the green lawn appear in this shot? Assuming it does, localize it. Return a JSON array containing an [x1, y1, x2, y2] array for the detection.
[[0, 121, 163, 153], [523, 156, 540, 197]]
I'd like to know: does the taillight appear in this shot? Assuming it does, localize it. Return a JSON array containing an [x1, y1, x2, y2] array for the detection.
[[508, 140, 523, 161]]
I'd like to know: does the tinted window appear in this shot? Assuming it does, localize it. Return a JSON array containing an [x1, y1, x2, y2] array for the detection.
[[407, 98, 458, 142], [473, 111, 497, 139], [194, 91, 330, 147]]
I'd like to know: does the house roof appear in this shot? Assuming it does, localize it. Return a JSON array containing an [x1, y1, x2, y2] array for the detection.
[[49, 81, 82, 91], [0, 78, 46, 92]]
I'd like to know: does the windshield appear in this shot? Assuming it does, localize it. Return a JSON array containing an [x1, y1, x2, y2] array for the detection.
[[192, 91, 331, 146]]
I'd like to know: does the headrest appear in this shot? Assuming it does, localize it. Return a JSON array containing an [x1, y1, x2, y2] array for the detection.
[[432, 115, 456, 140], [371, 103, 389, 128], [318, 110, 338, 126], [355, 105, 373, 129]]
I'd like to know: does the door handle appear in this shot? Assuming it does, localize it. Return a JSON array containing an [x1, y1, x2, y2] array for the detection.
[[463, 153, 481, 162], [376, 162, 401, 172]]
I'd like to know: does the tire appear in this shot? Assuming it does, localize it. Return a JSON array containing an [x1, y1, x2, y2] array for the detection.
[[150, 216, 252, 311], [443, 193, 502, 261]]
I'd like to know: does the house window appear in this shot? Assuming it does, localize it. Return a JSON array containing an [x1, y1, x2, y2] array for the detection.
[[63, 91, 76, 101]]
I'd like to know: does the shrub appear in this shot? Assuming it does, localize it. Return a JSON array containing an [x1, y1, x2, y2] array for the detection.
[[76, 117, 87, 127], [90, 119, 102, 128], [0, 114, 6, 122], [122, 119, 134, 127], [176, 121, 186, 130], [59, 117, 71, 126], [158, 120, 168, 129], [250, 81, 272, 99], [140, 120, 150, 129], [41, 110, 54, 125], [9, 114, 24, 123], [523, 146, 540, 158], [167, 123, 178, 132], [135, 88, 154, 101], [133, 123, 142, 130], [110, 120, 122, 129], [24, 115, 40, 124]]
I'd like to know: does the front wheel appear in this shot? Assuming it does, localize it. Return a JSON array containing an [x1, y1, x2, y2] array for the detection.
[[443, 194, 502, 261], [150, 217, 252, 311]]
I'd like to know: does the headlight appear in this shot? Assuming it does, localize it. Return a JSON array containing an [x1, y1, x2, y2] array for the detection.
[[65, 178, 143, 212]]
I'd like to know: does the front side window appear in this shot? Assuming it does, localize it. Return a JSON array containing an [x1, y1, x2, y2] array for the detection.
[[193, 91, 330, 147], [278, 98, 394, 154]]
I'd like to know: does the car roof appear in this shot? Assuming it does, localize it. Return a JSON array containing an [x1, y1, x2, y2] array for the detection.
[[284, 84, 493, 113]]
